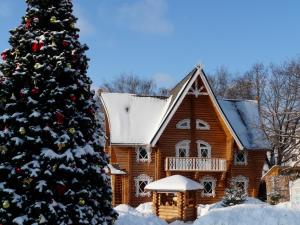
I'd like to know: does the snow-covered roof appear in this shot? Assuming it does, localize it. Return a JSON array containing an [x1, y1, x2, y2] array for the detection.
[[105, 164, 127, 175], [101, 93, 171, 145], [218, 99, 271, 150], [100, 66, 271, 150], [145, 175, 203, 192]]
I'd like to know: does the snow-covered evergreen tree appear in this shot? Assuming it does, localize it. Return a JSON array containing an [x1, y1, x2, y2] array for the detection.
[[0, 0, 117, 224], [222, 182, 246, 207]]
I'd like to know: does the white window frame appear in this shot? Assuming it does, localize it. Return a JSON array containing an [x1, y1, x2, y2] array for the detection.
[[231, 175, 249, 195], [196, 140, 211, 158], [200, 176, 217, 197], [135, 146, 152, 163], [234, 150, 248, 165], [134, 174, 153, 197], [175, 140, 190, 157], [176, 119, 191, 129], [196, 119, 210, 130]]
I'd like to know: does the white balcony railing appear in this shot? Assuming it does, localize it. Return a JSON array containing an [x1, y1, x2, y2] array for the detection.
[[165, 157, 227, 172]]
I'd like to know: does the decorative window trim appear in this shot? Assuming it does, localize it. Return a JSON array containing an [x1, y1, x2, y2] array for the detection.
[[135, 146, 152, 163], [196, 119, 210, 130], [200, 176, 217, 197], [134, 174, 153, 197], [196, 140, 211, 158], [175, 140, 191, 157], [234, 150, 248, 166], [231, 175, 249, 195], [176, 119, 191, 129]]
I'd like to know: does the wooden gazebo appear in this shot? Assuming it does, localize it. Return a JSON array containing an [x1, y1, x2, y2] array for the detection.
[[145, 175, 203, 222]]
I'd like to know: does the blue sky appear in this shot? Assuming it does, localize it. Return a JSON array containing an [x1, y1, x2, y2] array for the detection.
[[1, 0, 300, 88]]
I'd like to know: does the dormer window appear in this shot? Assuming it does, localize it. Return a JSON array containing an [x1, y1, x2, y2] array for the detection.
[[176, 119, 191, 129], [234, 151, 247, 165], [196, 119, 210, 130], [176, 140, 190, 157], [197, 140, 211, 158], [136, 146, 152, 163]]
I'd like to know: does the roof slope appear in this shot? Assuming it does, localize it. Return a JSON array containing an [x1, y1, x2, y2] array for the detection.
[[145, 175, 203, 191], [218, 99, 271, 149], [101, 93, 171, 145]]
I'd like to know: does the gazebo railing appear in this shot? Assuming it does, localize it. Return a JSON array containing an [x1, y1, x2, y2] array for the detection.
[[165, 157, 226, 172]]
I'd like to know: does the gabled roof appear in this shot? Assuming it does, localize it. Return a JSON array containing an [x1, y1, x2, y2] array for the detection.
[[145, 175, 203, 192], [100, 66, 271, 150], [218, 99, 271, 149]]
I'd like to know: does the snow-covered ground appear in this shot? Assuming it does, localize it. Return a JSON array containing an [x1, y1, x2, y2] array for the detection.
[[114, 198, 300, 225]]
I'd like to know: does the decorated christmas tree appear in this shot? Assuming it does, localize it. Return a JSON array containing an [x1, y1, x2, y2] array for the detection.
[[0, 0, 117, 224]]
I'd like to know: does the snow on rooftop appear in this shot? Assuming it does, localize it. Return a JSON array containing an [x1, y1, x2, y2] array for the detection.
[[218, 99, 271, 150], [101, 93, 171, 145], [145, 175, 203, 192], [107, 164, 126, 175]]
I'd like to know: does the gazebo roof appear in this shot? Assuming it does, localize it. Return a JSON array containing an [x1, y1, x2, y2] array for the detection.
[[145, 175, 203, 192]]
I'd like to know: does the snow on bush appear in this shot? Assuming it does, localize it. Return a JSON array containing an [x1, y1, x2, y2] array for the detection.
[[222, 183, 246, 207]]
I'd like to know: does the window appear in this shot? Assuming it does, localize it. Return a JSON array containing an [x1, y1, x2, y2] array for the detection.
[[196, 119, 210, 130], [136, 146, 152, 163], [200, 176, 216, 197], [234, 151, 248, 165], [175, 140, 190, 157], [176, 119, 191, 129], [134, 174, 153, 197], [231, 175, 249, 194], [197, 140, 211, 158]]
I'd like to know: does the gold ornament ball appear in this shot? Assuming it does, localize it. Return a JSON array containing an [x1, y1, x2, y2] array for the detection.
[[19, 127, 26, 135], [0, 145, 7, 154], [69, 128, 76, 134], [79, 198, 85, 206], [3, 200, 10, 209], [23, 177, 33, 185], [58, 143, 66, 151], [34, 63, 42, 70], [67, 63, 72, 69], [50, 16, 57, 24], [52, 164, 58, 172]]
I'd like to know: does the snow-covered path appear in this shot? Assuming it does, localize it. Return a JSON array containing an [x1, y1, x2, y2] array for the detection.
[[114, 198, 300, 225]]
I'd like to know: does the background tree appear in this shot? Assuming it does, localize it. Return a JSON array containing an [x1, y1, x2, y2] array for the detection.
[[209, 60, 300, 168], [0, 0, 117, 224], [101, 73, 170, 96]]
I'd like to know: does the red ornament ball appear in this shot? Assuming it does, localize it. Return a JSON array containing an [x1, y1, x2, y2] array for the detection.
[[55, 184, 67, 196], [15, 167, 22, 174], [88, 107, 95, 114], [70, 95, 76, 102], [31, 87, 39, 95], [26, 19, 31, 29], [1, 52, 7, 60], [32, 41, 43, 52], [32, 42, 39, 52], [63, 40, 70, 47], [56, 112, 65, 125]]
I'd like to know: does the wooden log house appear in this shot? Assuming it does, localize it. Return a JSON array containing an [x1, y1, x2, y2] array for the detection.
[[100, 65, 271, 207]]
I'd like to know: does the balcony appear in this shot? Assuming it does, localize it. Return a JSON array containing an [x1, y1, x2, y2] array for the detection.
[[165, 157, 227, 172]]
